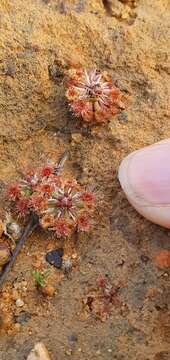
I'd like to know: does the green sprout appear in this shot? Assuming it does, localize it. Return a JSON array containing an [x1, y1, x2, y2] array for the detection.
[[32, 269, 50, 288]]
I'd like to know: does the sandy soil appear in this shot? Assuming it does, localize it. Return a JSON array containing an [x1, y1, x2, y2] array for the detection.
[[0, 0, 170, 359]]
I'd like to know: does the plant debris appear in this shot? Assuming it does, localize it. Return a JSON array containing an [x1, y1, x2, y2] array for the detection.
[[0, 243, 11, 268], [0, 214, 38, 288]]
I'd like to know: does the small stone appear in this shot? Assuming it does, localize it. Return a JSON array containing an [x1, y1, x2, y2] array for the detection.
[[48, 64, 64, 83], [68, 333, 78, 344], [4, 219, 22, 241], [154, 250, 170, 269], [5, 62, 16, 77], [16, 298, 24, 307], [71, 133, 82, 144], [0, 243, 10, 267], [65, 350, 72, 356], [14, 311, 31, 324], [14, 323, 21, 331], [63, 258, 72, 273], [96, 350, 101, 355], [46, 248, 64, 269], [42, 285, 55, 297], [118, 111, 128, 123], [140, 255, 150, 264], [163, 272, 169, 278], [117, 259, 125, 266], [27, 342, 52, 360]]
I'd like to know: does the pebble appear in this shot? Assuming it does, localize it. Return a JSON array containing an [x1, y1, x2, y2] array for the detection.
[[118, 111, 128, 123], [42, 285, 55, 297], [48, 64, 63, 83], [46, 248, 64, 269], [63, 258, 72, 274], [68, 333, 78, 344], [5, 62, 16, 77], [71, 133, 82, 144], [14, 311, 31, 324], [96, 350, 101, 355], [5, 220, 22, 241], [140, 255, 150, 264], [65, 350, 72, 356], [16, 298, 24, 307], [14, 323, 21, 331], [27, 342, 52, 360], [154, 250, 170, 269], [0, 243, 10, 266]]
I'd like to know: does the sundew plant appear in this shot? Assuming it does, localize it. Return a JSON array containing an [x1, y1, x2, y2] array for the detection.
[[7, 153, 95, 239], [65, 68, 125, 124]]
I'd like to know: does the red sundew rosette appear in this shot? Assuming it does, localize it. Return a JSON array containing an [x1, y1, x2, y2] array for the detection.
[[7, 166, 95, 239], [49, 218, 73, 238], [38, 180, 95, 237], [65, 68, 125, 124], [7, 184, 20, 200], [15, 197, 30, 217]]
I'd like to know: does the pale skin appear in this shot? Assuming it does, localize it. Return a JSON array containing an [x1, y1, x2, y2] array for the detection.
[[118, 139, 170, 229]]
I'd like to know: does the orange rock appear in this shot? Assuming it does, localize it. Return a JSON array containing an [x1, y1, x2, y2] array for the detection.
[[42, 285, 55, 297], [154, 250, 170, 269], [0, 243, 10, 266]]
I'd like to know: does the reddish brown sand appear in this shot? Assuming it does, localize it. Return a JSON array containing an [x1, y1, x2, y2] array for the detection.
[[0, 0, 170, 359]]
